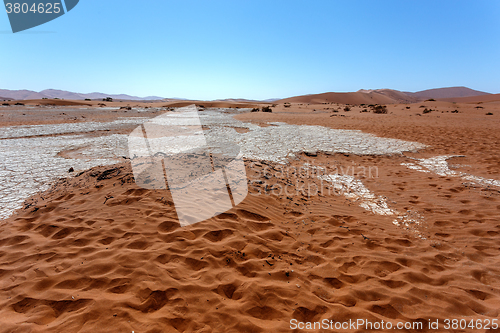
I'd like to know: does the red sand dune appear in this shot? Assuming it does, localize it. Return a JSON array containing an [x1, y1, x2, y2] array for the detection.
[[276, 87, 493, 105], [439, 93, 500, 104], [277, 91, 404, 105], [410, 86, 490, 100]]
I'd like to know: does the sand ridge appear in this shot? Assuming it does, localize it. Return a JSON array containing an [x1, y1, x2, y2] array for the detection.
[[0, 154, 499, 332]]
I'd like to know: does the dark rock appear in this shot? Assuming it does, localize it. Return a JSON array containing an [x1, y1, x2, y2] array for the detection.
[[97, 168, 121, 181]]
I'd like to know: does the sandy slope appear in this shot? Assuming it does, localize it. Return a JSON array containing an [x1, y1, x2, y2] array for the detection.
[[276, 88, 492, 105], [439, 93, 500, 104], [0, 102, 499, 332], [277, 92, 399, 105]]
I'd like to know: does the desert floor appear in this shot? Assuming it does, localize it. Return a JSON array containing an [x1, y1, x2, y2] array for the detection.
[[0, 100, 499, 332]]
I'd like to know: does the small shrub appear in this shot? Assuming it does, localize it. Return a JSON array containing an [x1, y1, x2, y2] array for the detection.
[[344, 106, 351, 111], [405, 106, 411, 109], [284, 103, 291, 108], [425, 98, 436, 102], [262, 106, 273, 113], [475, 106, 483, 109], [2, 103, 9, 106], [486, 112, 493, 115], [103, 97, 113, 102], [85, 98, 91, 101], [451, 110, 459, 113], [360, 108, 369, 113], [372, 105, 388, 114], [14, 102, 25, 106], [251, 108, 260, 112], [419, 105, 425, 108], [423, 108, 432, 114]]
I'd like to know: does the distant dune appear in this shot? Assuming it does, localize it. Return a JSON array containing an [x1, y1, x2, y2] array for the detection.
[[41, 89, 166, 101], [1, 86, 494, 104], [277, 91, 404, 105], [439, 93, 500, 104], [40, 89, 166, 101], [371, 89, 420, 103], [406, 86, 490, 100], [277, 87, 492, 105], [0, 89, 49, 100], [0, 89, 166, 101]]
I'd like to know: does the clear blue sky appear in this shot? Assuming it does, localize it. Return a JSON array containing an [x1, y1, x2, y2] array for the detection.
[[1, 0, 499, 100]]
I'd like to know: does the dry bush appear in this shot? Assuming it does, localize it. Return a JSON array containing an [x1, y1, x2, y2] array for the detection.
[[371, 105, 388, 114]]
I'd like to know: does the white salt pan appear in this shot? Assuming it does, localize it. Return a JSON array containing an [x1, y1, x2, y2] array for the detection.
[[402, 156, 500, 188], [1, 107, 427, 220]]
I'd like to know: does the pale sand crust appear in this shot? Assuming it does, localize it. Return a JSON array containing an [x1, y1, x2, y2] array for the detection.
[[0, 101, 499, 332]]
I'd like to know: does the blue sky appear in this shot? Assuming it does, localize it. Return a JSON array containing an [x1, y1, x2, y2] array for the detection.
[[1, 0, 499, 100]]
